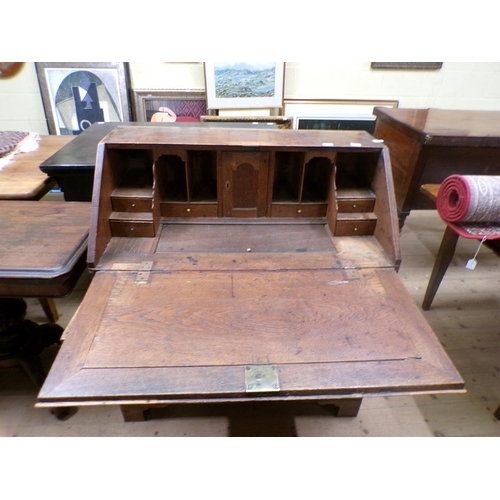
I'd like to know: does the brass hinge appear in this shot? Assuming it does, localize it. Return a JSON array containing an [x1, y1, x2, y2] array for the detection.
[[136, 261, 153, 284], [245, 365, 280, 393]]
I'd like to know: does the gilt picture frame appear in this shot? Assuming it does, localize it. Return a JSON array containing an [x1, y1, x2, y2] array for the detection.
[[204, 62, 285, 110], [35, 62, 132, 135]]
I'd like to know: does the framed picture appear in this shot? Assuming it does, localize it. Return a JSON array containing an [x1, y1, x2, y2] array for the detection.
[[283, 99, 399, 131], [35, 62, 132, 135], [204, 62, 285, 110], [199, 115, 292, 129], [132, 90, 207, 122], [371, 62, 443, 70]]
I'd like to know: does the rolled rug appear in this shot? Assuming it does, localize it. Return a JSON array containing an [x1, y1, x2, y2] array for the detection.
[[436, 174, 500, 239]]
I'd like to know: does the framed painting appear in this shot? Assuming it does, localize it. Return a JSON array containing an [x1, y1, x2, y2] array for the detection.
[[132, 90, 207, 122], [204, 62, 285, 110], [283, 99, 399, 130], [35, 62, 132, 135]]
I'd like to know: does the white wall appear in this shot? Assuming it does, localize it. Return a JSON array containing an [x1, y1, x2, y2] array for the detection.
[[0, 63, 48, 134], [2, 62, 500, 135]]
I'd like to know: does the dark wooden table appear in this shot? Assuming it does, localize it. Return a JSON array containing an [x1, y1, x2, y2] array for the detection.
[[373, 107, 500, 228], [0, 201, 90, 310], [39, 122, 279, 202]]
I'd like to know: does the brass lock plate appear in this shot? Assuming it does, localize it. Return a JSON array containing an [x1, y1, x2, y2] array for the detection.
[[245, 365, 280, 393]]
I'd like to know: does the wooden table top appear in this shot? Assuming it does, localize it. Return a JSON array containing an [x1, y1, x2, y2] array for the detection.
[[0, 135, 74, 200], [0, 200, 90, 298], [373, 107, 500, 146], [0, 200, 90, 279]]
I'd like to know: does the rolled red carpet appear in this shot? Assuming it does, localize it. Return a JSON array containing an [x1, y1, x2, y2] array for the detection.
[[436, 175, 500, 239]]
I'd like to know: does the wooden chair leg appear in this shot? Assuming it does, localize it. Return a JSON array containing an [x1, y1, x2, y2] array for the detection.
[[317, 398, 362, 417], [38, 298, 59, 322], [422, 226, 460, 311]]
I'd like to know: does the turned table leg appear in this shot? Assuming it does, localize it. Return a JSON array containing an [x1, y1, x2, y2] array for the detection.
[[317, 398, 362, 417]]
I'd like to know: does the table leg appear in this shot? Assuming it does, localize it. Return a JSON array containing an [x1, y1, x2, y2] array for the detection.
[[317, 398, 362, 417], [39, 298, 59, 323], [422, 226, 460, 311], [19, 355, 46, 388]]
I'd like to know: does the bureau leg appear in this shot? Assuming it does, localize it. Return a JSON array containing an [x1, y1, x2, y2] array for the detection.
[[494, 404, 500, 420], [398, 211, 410, 231], [50, 407, 72, 420], [422, 226, 460, 311], [121, 405, 151, 422], [317, 398, 362, 417]]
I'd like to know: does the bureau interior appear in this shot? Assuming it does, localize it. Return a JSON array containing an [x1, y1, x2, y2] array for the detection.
[[88, 128, 399, 269]]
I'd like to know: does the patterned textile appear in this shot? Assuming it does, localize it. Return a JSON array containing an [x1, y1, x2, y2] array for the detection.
[[0, 131, 29, 156], [0, 131, 39, 170], [437, 175, 500, 239]]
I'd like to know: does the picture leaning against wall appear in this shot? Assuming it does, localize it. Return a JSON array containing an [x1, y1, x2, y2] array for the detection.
[[204, 62, 284, 110]]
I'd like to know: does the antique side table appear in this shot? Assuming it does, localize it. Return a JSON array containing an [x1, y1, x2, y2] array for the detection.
[[373, 108, 500, 228]]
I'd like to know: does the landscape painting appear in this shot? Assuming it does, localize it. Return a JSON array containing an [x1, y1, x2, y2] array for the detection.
[[204, 62, 284, 110]]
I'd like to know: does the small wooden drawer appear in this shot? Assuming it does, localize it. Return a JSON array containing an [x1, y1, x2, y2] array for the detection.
[[111, 197, 152, 212], [337, 198, 375, 213], [336, 189, 376, 213], [335, 213, 377, 236], [109, 212, 155, 237], [160, 202, 218, 218], [109, 220, 156, 237], [271, 203, 328, 218], [111, 186, 153, 213]]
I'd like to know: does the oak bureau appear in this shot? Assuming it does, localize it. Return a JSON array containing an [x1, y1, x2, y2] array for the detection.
[[37, 126, 464, 422]]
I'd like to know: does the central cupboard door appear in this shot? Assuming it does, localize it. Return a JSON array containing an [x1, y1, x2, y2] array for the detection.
[[221, 152, 270, 217]]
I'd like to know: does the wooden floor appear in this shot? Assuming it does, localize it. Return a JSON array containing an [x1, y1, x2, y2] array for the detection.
[[1, 209, 499, 436]]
